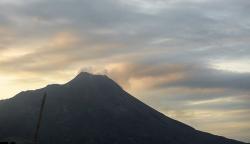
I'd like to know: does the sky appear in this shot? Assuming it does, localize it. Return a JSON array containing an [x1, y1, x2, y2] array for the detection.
[[0, 0, 250, 142]]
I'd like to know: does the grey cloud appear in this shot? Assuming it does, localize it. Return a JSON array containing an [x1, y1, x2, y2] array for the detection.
[[106, 61, 250, 91], [0, 41, 127, 74], [1, 0, 249, 96], [154, 66, 250, 97], [166, 67, 250, 90], [1, 0, 249, 62]]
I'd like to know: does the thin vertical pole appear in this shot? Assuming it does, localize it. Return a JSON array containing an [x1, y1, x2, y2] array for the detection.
[[34, 92, 47, 144]]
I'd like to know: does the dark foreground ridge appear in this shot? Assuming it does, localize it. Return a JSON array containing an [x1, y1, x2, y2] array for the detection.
[[0, 72, 247, 144]]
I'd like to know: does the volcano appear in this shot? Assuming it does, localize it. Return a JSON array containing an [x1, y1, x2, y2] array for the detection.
[[0, 72, 247, 144]]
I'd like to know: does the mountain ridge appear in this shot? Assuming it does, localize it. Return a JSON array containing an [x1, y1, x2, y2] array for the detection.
[[0, 72, 247, 144]]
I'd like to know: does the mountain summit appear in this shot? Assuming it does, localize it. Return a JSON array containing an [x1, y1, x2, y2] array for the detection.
[[0, 72, 247, 144]]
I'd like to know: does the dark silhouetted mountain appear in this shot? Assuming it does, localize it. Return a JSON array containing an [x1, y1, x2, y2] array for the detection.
[[0, 72, 247, 144]]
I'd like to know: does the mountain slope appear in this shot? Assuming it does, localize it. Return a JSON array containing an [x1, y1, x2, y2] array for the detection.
[[0, 72, 247, 144]]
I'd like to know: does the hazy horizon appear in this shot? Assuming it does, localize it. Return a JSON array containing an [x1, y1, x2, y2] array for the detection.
[[0, 0, 249, 142]]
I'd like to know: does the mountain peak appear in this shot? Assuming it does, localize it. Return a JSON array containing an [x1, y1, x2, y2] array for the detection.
[[66, 72, 114, 87], [73, 72, 109, 80], [76, 71, 93, 78], [75, 72, 107, 78]]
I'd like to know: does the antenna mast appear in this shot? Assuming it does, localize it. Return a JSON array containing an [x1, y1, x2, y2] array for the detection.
[[34, 92, 47, 144]]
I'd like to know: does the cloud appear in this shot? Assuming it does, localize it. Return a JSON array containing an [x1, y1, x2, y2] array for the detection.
[[165, 67, 250, 90], [101, 62, 250, 92], [0, 26, 16, 50]]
